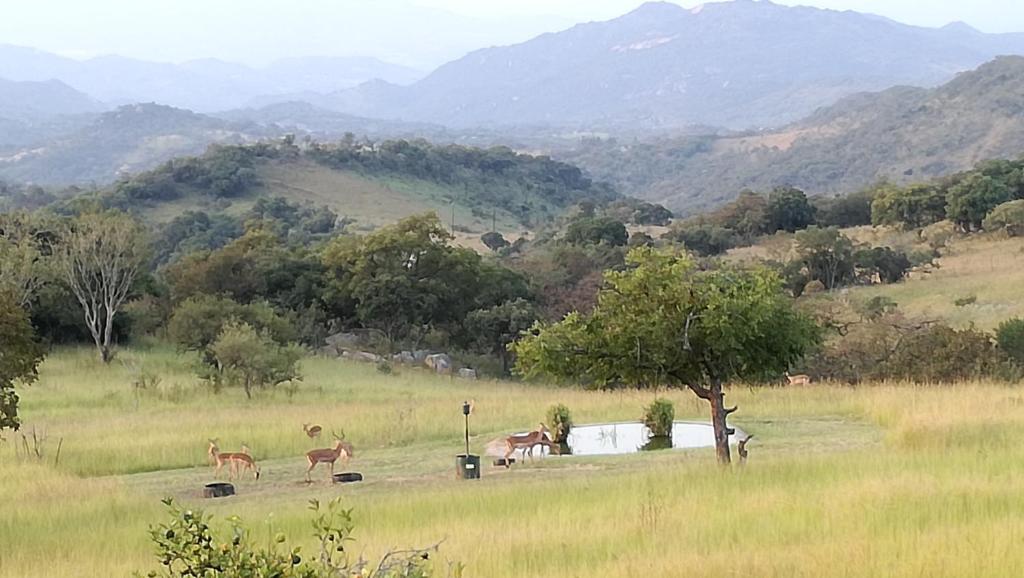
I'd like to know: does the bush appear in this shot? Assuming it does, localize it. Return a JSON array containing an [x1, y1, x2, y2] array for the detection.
[[376, 360, 393, 374], [545, 404, 573, 443], [643, 398, 675, 437], [206, 321, 303, 398], [883, 324, 1007, 383], [142, 497, 455, 578], [983, 199, 1024, 237], [954, 295, 977, 307], [997, 318, 1024, 365]]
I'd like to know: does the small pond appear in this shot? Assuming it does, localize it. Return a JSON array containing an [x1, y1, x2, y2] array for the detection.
[[533, 421, 748, 457]]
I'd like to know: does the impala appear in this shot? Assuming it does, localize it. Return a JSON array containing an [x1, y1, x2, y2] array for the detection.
[[207, 440, 261, 480], [305, 431, 354, 482], [303, 423, 323, 439], [785, 371, 812, 386], [504, 424, 559, 461]]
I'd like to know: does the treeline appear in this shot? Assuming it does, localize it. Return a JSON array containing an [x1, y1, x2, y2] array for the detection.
[[871, 157, 1024, 233], [101, 137, 617, 227]]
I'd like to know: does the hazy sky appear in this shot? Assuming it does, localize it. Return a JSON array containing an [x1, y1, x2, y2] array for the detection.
[[2, 0, 1022, 70]]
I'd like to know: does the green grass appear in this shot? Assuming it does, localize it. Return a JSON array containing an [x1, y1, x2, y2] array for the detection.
[[4, 347, 1024, 576]]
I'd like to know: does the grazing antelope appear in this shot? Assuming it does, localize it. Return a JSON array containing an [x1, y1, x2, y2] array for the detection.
[[207, 440, 261, 480], [504, 424, 558, 462], [738, 434, 754, 464], [305, 431, 354, 482], [303, 423, 323, 440], [785, 371, 812, 386], [524, 434, 562, 460]]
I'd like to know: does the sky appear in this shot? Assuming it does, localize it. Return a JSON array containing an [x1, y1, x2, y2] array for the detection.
[[1, 0, 1022, 70]]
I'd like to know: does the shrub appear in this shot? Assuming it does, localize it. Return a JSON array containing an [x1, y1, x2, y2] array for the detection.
[[997, 318, 1024, 365], [643, 398, 675, 437], [983, 199, 1024, 237], [954, 295, 977, 307], [206, 321, 303, 398], [480, 231, 509, 252], [141, 497, 455, 578], [883, 324, 1006, 383], [545, 404, 573, 443], [376, 360, 393, 374]]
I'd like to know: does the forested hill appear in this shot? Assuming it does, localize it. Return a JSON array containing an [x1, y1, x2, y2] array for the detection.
[[92, 139, 617, 231], [557, 56, 1024, 215]]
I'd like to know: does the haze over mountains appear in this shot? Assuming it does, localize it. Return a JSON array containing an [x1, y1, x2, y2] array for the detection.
[[0, 44, 423, 113], [558, 55, 1024, 213], [321, 0, 1024, 130], [4, 0, 1024, 214]]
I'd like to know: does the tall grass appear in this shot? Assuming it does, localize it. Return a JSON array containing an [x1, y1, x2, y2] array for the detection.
[[4, 347, 1024, 577]]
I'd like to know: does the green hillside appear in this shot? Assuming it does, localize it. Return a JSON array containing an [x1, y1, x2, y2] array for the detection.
[[98, 138, 617, 233]]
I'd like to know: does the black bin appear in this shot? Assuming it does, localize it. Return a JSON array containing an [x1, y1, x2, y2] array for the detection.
[[456, 454, 481, 479]]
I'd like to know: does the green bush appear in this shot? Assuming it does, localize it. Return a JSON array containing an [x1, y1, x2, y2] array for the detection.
[[206, 321, 303, 399], [954, 295, 977, 307], [376, 360, 393, 374], [545, 404, 573, 443], [983, 200, 1024, 237], [997, 318, 1024, 365], [643, 398, 675, 437], [142, 497, 456, 578]]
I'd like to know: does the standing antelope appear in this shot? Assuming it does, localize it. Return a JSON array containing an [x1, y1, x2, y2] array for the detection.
[[305, 431, 354, 482], [207, 440, 261, 480], [303, 423, 323, 440], [504, 424, 559, 462], [785, 371, 812, 386]]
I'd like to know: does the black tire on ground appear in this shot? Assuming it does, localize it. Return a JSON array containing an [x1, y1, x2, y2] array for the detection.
[[203, 482, 235, 498], [332, 472, 364, 484]]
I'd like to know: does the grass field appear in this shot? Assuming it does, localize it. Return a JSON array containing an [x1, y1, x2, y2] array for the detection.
[[3, 347, 1024, 577], [729, 226, 1024, 330]]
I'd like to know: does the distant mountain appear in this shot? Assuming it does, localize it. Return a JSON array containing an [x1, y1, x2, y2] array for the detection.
[[0, 77, 104, 121], [0, 104, 277, 184], [321, 0, 1024, 130], [215, 101, 450, 140], [0, 45, 423, 112], [556, 56, 1024, 214]]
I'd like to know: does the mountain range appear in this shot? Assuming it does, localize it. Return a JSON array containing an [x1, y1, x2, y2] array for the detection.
[[315, 0, 1024, 130], [0, 44, 423, 113], [556, 55, 1024, 213]]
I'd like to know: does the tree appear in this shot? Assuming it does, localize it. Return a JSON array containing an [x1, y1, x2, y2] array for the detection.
[[946, 173, 1013, 232], [794, 227, 855, 290], [321, 214, 529, 344], [480, 231, 509, 252], [513, 248, 819, 464], [767, 186, 816, 233], [168, 295, 296, 356], [56, 211, 148, 362], [983, 200, 1024, 236], [564, 216, 628, 247], [853, 246, 912, 284], [997, 318, 1024, 365], [0, 212, 56, 308], [871, 184, 947, 229], [0, 293, 45, 432], [207, 321, 302, 399], [463, 299, 539, 375]]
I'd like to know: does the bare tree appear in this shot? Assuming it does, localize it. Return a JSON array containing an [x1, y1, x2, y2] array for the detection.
[[57, 212, 147, 363]]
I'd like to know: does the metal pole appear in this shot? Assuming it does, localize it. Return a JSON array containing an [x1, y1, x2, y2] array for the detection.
[[464, 413, 470, 455]]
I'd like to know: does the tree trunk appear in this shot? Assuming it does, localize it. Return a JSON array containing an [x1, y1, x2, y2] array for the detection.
[[708, 381, 732, 465]]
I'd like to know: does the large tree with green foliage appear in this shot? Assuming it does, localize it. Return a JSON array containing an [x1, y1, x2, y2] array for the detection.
[[0, 293, 45, 432], [513, 247, 819, 464], [946, 173, 1014, 232], [871, 183, 947, 229], [767, 186, 816, 233], [794, 227, 856, 291], [321, 213, 529, 344]]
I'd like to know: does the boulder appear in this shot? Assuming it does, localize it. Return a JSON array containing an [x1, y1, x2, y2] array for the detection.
[[393, 351, 416, 365], [413, 350, 430, 362], [352, 351, 381, 363], [325, 332, 360, 348], [457, 368, 478, 380], [424, 353, 452, 374]]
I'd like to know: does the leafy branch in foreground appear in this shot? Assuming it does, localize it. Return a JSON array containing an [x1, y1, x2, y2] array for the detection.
[[140, 497, 461, 578]]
